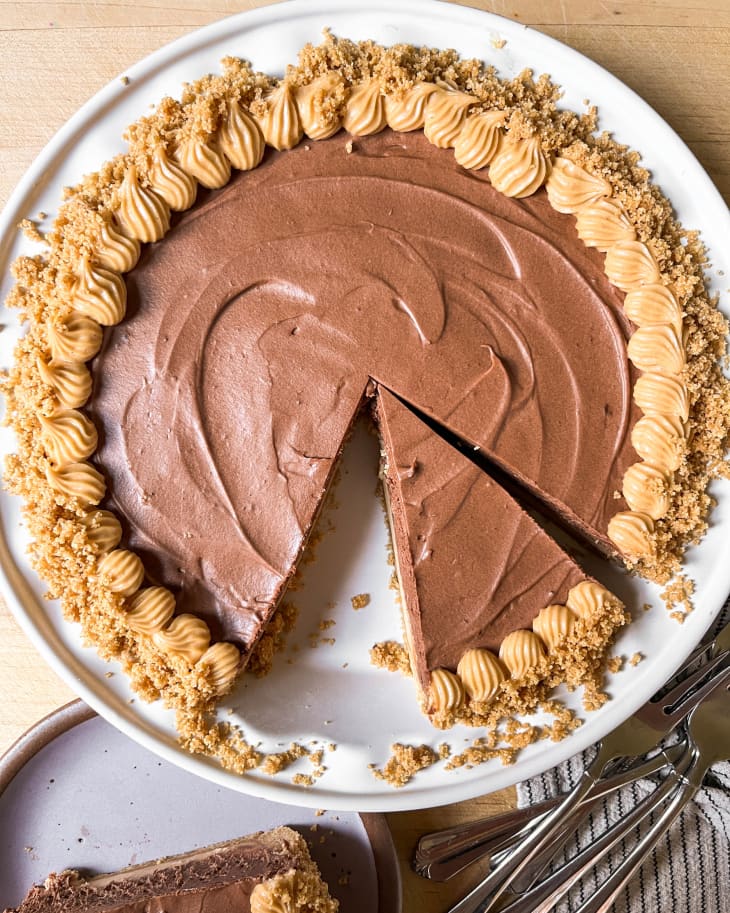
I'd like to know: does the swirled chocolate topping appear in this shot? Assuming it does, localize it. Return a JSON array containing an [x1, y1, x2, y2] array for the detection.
[[92, 129, 636, 649], [376, 388, 586, 693]]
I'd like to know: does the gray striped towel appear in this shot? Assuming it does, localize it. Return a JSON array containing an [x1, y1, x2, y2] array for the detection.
[[516, 602, 730, 913]]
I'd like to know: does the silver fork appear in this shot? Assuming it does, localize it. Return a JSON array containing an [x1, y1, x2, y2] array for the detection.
[[480, 665, 730, 913], [418, 632, 730, 886], [442, 636, 730, 913], [574, 671, 730, 913], [415, 743, 687, 881]]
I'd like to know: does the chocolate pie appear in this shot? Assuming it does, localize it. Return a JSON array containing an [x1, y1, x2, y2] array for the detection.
[[4, 34, 728, 761]]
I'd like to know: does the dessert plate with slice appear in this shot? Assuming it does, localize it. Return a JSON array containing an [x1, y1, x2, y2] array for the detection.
[[0, 700, 399, 911], [0, 0, 729, 811]]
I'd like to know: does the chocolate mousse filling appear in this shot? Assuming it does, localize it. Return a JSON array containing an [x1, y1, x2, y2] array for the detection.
[[91, 128, 636, 653]]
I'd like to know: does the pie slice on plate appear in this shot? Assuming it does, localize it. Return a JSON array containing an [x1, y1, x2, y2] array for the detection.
[[375, 387, 625, 723]]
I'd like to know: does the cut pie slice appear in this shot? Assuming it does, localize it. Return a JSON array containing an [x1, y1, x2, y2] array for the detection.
[[5, 827, 338, 913], [375, 387, 625, 720]]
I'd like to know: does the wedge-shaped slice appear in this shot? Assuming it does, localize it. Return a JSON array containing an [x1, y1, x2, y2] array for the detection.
[[6, 826, 338, 913], [375, 387, 622, 719]]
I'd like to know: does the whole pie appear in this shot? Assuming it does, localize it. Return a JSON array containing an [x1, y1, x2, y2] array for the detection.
[[3, 33, 728, 766]]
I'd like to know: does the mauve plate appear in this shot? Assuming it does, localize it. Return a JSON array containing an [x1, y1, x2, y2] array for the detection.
[[0, 700, 401, 911], [0, 0, 729, 811]]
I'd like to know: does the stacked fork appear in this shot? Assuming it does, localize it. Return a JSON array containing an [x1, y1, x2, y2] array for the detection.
[[414, 608, 730, 913]]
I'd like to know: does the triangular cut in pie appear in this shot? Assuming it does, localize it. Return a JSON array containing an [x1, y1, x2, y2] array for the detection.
[[374, 387, 622, 720]]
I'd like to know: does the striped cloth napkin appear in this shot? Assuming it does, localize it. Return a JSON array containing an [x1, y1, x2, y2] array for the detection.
[[516, 602, 730, 913]]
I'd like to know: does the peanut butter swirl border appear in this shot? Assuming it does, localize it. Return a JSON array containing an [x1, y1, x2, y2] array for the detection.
[[2, 35, 729, 769]]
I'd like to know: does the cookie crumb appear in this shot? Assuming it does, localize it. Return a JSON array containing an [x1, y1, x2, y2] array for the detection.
[[629, 652, 644, 666], [261, 742, 307, 776], [661, 575, 695, 617], [292, 773, 314, 787], [371, 742, 439, 787], [607, 655, 624, 674], [369, 640, 412, 675], [18, 219, 45, 243], [350, 592, 370, 610]]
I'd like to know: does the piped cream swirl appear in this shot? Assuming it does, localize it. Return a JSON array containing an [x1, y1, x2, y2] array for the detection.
[[575, 198, 636, 251], [256, 84, 303, 151], [430, 667, 465, 712], [633, 373, 689, 422], [39, 409, 97, 465], [454, 110, 505, 171], [627, 325, 686, 374], [566, 581, 611, 619], [153, 614, 211, 663], [532, 604, 576, 650], [37, 358, 92, 409], [499, 630, 546, 677], [624, 284, 683, 333], [545, 157, 611, 213], [250, 873, 299, 913], [423, 84, 475, 148], [607, 511, 656, 558], [456, 648, 506, 702], [218, 100, 265, 170], [95, 217, 140, 273], [126, 586, 176, 634], [385, 81, 438, 132], [149, 146, 198, 210], [631, 414, 686, 472], [80, 509, 122, 553], [47, 313, 103, 363], [46, 460, 105, 505], [295, 72, 344, 140], [622, 462, 671, 519], [97, 548, 145, 596], [176, 137, 231, 190], [489, 134, 551, 198], [72, 255, 127, 326], [197, 642, 241, 695], [343, 78, 387, 137], [604, 240, 661, 291], [117, 163, 170, 243]]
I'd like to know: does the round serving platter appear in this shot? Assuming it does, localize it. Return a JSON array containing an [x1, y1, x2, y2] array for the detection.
[[0, 0, 729, 812], [0, 699, 400, 911]]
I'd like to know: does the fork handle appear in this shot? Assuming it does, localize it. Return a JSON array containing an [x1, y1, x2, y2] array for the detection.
[[495, 748, 693, 913], [416, 745, 683, 882], [445, 758, 604, 913], [574, 756, 706, 913]]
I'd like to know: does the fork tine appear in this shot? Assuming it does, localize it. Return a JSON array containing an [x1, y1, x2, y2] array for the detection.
[[661, 652, 730, 728], [654, 649, 730, 712], [679, 620, 726, 669]]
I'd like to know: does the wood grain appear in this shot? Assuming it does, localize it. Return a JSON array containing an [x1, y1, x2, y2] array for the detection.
[[0, 3, 727, 911]]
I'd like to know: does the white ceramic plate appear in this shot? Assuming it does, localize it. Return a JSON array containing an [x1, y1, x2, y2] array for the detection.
[[0, 700, 400, 910], [1, 0, 729, 812]]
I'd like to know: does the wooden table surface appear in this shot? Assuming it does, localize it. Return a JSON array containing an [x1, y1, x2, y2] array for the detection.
[[0, 2, 728, 910]]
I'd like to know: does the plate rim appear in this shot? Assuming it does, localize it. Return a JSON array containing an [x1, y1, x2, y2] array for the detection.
[[1, 0, 729, 812], [0, 698, 402, 913]]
